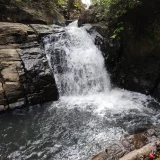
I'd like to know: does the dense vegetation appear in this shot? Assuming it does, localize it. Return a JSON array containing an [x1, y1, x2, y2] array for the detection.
[[10, 0, 83, 11], [92, 0, 138, 18], [90, 0, 141, 38]]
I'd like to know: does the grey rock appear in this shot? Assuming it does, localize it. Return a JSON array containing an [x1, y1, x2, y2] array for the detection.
[[0, 22, 59, 111], [30, 24, 61, 37]]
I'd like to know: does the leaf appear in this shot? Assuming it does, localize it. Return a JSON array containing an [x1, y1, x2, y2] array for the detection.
[[110, 34, 117, 39]]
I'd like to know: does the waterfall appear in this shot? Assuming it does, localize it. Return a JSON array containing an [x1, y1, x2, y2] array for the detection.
[[0, 16, 160, 160], [45, 21, 110, 96], [44, 21, 158, 117], [1, 21, 159, 160], [37, 21, 160, 160], [82, 0, 91, 8]]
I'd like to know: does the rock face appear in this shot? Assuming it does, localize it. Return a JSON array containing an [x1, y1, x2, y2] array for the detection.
[[0, 0, 65, 25], [105, 0, 160, 99], [78, 0, 160, 101], [0, 22, 59, 111], [78, 5, 105, 27]]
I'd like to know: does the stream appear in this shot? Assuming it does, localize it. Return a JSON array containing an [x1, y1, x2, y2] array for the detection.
[[0, 21, 160, 160]]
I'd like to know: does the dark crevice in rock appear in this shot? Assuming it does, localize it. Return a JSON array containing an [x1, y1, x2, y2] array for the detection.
[[0, 68, 9, 108], [15, 52, 29, 108], [2, 89, 9, 109], [149, 65, 160, 95], [28, 24, 39, 39]]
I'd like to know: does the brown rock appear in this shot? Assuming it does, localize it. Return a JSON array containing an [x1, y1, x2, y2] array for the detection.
[[78, 10, 95, 27], [120, 142, 157, 160], [0, 22, 59, 111], [92, 152, 106, 160], [0, 22, 34, 45], [30, 24, 61, 37], [0, 49, 22, 82], [0, 82, 6, 107], [3, 82, 24, 104]]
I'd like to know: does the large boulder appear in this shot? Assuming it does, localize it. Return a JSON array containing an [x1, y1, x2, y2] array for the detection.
[[92, 126, 160, 160], [78, 10, 95, 26], [105, 0, 160, 98], [0, 22, 59, 111], [0, 22, 35, 45], [78, 5, 105, 27]]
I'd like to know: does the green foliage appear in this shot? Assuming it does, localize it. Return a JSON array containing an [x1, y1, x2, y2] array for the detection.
[[90, 0, 139, 39], [57, 0, 68, 5], [92, 0, 138, 19], [110, 26, 124, 39]]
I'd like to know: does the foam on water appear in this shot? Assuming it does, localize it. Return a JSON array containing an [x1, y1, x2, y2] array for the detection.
[[43, 21, 160, 159], [45, 21, 110, 96]]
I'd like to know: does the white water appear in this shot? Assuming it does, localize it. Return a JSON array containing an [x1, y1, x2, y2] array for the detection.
[[82, 0, 91, 8], [42, 21, 160, 160], [46, 21, 110, 96]]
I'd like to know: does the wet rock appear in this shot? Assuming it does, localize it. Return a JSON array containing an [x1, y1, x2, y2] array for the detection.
[[92, 126, 160, 160], [90, 23, 109, 38], [147, 129, 155, 137], [121, 139, 130, 148], [121, 133, 148, 151], [78, 6, 104, 27], [19, 41, 39, 49], [30, 24, 61, 38], [3, 82, 24, 104], [106, 143, 127, 160], [17, 46, 59, 105], [0, 82, 6, 110], [78, 10, 94, 27], [119, 142, 157, 160], [0, 22, 34, 45], [65, 20, 73, 25], [92, 152, 106, 160], [0, 49, 22, 82], [92, 143, 127, 160], [0, 22, 59, 111]]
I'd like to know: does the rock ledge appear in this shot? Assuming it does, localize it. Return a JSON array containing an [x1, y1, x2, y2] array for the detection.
[[0, 22, 59, 111]]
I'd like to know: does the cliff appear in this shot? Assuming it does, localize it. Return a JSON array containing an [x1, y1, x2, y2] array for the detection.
[[78, 0, 160, 101]]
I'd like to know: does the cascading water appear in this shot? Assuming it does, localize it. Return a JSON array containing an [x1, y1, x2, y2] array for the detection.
[[45, 21, 110, 96], [0, 21, 160, 160], [43, 21, 160, 159], [82, 0, 91, 8]]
